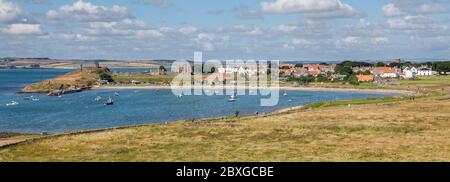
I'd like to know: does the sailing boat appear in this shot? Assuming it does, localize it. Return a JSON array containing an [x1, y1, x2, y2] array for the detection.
[[228, 94, 237, 102], [105, 97, 114, 105], [6, 101, 19, 106]]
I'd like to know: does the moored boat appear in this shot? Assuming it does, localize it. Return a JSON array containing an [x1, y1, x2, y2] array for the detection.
[[6, 101, 19, 107], [105, 97, 114, 105]]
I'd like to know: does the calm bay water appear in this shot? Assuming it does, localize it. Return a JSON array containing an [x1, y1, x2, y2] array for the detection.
[[0, 69, 395, 133]]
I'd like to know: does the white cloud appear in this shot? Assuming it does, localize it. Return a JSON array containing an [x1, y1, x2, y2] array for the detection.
[[222, 25, 265, 36], [47, 0, 130, 22], [195, 33, 216, 51], [59, 33, 97, 41], [341, 36, 360, 44], [292, 38, 311, 45], [246, 27, 264, 35], [276, 24, 298, 32], [1, 24, 44, 35], [83, 20, 163, 39], [261, 0, 360, 19], [387, 15, 437, 30], [372, 37, 390, 45], [382, 3, 405, 17], [137, 0, 174, 9], [0, 0, 22, 23], [0, 0, 35, 24], [178, 26, 197, 35], [420, 4, 448, 14]]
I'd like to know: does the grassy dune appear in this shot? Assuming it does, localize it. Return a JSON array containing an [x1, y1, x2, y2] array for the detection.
[[1, 76, 449, 162], [24, 70, 100, 92]]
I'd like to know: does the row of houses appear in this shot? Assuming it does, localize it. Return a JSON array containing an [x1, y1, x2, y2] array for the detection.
[[279, 64, 336, 77], [278, 63, 436, 82], [353, 66, 434, 82]]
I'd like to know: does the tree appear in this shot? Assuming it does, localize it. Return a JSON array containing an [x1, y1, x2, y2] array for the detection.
[[347, 74, 359, 85], [356, 70, 371, 75], [316, 74, 329, 82], [433, 61, 450, 73], [335, 65, 353, 76], [159, 65, 167, 75], [376, 62, 386, 67], [99, 72, 113, 82]]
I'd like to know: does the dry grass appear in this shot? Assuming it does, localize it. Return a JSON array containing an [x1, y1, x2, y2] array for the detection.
[[24, 71, 99, 92], [0, 97, 449, 162]]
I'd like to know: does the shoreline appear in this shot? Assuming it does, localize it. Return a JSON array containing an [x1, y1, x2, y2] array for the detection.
[[93, 85, 415, 95]]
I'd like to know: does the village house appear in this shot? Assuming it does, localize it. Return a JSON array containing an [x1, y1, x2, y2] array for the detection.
[[352, 66, 372, 73], [293, 67, 309, 77], [279, 64, 295, 76], [356, 74, 375, 82], [303, 64, 323, 77], [320, 64, 336, 75], [401, 66, 417, 79], [372, 67, 399, 78]]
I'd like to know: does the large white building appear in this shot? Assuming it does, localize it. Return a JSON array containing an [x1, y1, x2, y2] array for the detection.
[[417, 68, 433, 76]]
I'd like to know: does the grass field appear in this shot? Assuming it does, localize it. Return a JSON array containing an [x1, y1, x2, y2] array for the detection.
[[111, 73, 176, 85], [1, 76, 449, 162]]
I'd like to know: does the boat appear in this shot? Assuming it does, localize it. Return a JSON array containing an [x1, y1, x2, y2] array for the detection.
[[177, 93, 183, 98], [6, 101, 19, 107], [228, 98, 236, 102], [105, 97, 114, 105], [283, 91, 288, 97], [228, 95, 237, 102], [94, 96, 102, 101], [31, 97, 40, 101], [115, 92, 120, 96]]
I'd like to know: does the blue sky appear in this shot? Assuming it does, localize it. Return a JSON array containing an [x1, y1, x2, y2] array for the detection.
[[1, 0, 450, 61]]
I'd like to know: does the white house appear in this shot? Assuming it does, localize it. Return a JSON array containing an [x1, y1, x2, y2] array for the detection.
[[417, 68, 433, 76], [402, 67, 417, 79]]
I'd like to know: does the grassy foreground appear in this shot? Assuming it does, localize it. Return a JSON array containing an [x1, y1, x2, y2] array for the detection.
[[0, 76, 449, 162]]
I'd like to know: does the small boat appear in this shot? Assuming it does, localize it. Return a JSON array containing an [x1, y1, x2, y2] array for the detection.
[[6, 101, 19, 107], [31, 97, 40, 101], [177, 93, 183, 98], [228, 95, 237, 102], [228, 98, 236, 102], [105, 97, 114, 105], [283, 91, 288, 97], [115, 92, 120, 96], [94, 96, 102, 101]]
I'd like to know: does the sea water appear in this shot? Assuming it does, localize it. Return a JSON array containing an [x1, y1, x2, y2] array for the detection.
[[0, 69, 395, 133]]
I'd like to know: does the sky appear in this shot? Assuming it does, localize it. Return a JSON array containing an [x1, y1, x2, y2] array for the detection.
[[0, 0, 449, 61]]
